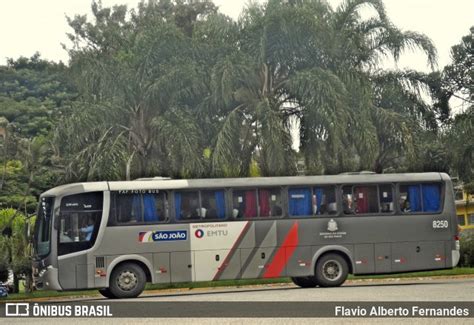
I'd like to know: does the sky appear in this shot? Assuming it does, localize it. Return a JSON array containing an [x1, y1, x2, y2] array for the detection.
[[0, 0, 472, 71]]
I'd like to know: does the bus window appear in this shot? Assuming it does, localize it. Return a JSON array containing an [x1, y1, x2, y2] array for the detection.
[[399, 183, 441, 213], [175, 191, 200, 220], [422, 184, 441, 212], [258, 188, 282, 217], [201, 190, 226, 219], [379, 184, 394, 213], [354, 186, 378, 214], [232, 188, 281, 218], [112, 192, 168, 224], [143, 193, 168, 222], [233, 190, 257, 218], [313, 186, 336, 215], [342, 186, 355, 214], [288, 188, 312, 217], [113, 193, 142, 223], [343, 185, 380, 215], [58, 192, 103, 256]]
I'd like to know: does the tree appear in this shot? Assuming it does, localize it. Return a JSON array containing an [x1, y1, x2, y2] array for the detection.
[[443, 28, 474, 107], [446, 108, 473, 183], [60, 0, 220, 180], [212, 0, 438, 175], [57, 0, 440, 179], [0, 209, 35, 293], [428, 28, 474, 183]]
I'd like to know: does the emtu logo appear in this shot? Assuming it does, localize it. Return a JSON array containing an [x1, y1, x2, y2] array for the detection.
[[195, 229, 205, 238]]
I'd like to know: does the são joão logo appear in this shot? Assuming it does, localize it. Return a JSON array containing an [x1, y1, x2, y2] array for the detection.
[[195, 229, 205, 238], [139, 230, 187, 242]]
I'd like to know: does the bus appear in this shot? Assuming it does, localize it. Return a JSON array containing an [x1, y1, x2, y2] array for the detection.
[[32, 172, 460, 298]]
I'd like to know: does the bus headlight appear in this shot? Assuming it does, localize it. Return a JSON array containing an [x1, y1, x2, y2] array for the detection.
[[38, 268, 47, 278]]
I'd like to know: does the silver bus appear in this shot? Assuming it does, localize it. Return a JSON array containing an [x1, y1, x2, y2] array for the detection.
[[33, 172, 460, 298]]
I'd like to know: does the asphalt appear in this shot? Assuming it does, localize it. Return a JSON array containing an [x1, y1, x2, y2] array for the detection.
[[4, 277, 474, 324]]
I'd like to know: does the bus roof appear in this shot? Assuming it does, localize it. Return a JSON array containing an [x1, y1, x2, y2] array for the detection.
[[41, 172, 449, 196]]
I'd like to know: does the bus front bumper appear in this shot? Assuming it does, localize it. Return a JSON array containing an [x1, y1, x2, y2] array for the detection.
[[33, 265, 62, 291]]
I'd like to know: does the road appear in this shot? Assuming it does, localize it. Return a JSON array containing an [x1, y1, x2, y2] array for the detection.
[[128, 277, 474, 302], [5, 277, 474, 324]]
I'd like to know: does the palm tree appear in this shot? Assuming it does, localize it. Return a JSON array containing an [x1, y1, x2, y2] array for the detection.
[[59, 0, 440, 180], [211, 0, 438, 175], [61, 0, 219, 180]]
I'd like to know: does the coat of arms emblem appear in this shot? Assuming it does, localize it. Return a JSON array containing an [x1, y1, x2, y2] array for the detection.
[[327, 219, 338, 232]]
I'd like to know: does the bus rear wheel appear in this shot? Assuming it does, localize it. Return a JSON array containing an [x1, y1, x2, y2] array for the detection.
[[109, 262, 146, 299], [315, 253, 348, 287], [291, 276, 318, 288]]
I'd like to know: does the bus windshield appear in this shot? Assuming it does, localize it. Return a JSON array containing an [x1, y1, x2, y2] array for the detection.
[[34, 197, 54, 258]]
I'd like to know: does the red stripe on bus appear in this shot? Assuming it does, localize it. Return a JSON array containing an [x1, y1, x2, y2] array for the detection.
[[263, 222, 299, 278], [212, 221, 251, 281]]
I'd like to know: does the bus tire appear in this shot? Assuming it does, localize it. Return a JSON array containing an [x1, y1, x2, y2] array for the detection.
[[109, 262, 146, 299], [315, 253, 348, 287], [291, 276, 317, 288], [98, 288, 116, 299]]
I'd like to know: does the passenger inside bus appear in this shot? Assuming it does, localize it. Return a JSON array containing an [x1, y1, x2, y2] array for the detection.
[[201, 190, 226, 219], [80, 215, 95, 241], [342, 195, 354, 214], [174, 191, 200, 220], [312, 187, 336, 215], [183, 199, 200, 219]]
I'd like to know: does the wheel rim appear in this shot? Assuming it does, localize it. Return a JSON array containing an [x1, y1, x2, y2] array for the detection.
[[322, 260, 342, 282], [117, 270, 138, 291]]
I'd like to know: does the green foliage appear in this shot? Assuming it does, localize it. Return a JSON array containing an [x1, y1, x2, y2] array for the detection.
[[0, 160, 35, 211], [1, 1, 470, 188], [49, 0, 444, 179], [445, 108, 474, 183], [464, 182, 474, 195], [0, 209, 34, 286], [0, 53, 77, 138], [443, 31, 473, 103], [460, 232, 474, 267]]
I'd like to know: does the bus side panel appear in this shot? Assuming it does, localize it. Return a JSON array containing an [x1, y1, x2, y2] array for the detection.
[[170, 251, 193, 283], [76, 264, 94, 288], [354, 244, 374, 274], [216, 249, 242, 280], [418, 241, 446, 269], [58, 254, 87, 290], [391, 242, 418, 272], [239, 220, 277, 279], [285, 246, 312, 277], [374, 243, 391, 273], [153, 252, 170, 284], [194, 249, 234, 281]]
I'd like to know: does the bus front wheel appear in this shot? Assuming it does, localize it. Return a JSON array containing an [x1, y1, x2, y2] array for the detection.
[[315, 253, 348, 287], [291, 276, 317, 288], [109, 262, 146, 299]]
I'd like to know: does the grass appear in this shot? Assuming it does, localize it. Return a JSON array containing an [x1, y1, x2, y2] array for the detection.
[[2, 267, 473, 301]]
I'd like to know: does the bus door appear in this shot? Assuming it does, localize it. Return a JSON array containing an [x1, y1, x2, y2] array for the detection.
[[57, 192, 103, 289]]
